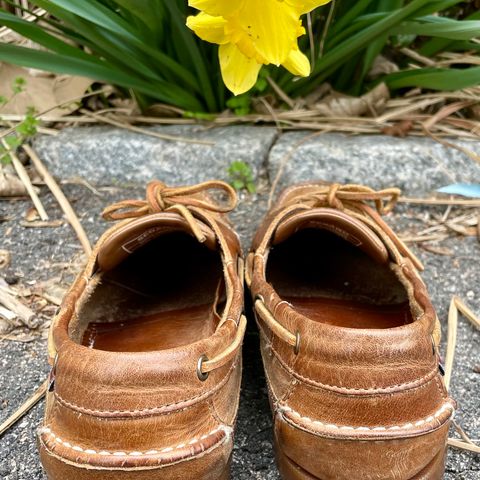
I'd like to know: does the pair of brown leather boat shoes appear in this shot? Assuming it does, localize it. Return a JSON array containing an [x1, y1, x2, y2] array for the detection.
[[38, 180, 454, 480]]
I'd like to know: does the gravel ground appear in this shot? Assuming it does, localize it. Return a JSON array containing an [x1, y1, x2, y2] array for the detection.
[[1, 129, 479, 479]]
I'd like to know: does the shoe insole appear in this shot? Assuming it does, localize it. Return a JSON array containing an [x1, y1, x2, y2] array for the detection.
[[285, 296, 412, 329], [82, 303, 215, 352]]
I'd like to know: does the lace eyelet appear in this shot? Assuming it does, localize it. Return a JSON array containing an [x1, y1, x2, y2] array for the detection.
[[197, 355, 209, 382], [294, 331, 301, 355], [48, 353, 59, 392]]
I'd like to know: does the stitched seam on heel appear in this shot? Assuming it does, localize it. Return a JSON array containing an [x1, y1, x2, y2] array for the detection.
[[278, 402, 454, 439], [40, 425, 230, 457], [39, 424, 232, 470]]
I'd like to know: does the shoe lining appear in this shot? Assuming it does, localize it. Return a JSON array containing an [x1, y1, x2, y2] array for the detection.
[[72, 232, 224, 352], [266, 228, 413, 329]]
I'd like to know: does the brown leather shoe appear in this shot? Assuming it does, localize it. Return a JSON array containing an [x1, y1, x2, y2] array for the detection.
[[247, 183, 455, 480], [39, 180, 246, 480]]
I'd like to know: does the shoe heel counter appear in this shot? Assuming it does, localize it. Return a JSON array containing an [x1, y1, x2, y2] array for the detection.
[[39, 439, 232, 480], [274, 413, 450, 480], [39, 389, 234, 479]]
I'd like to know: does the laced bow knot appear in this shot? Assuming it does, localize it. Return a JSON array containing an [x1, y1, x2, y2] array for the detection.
[[146, 181, 169, 211], [327, 183, 343, 210], [103, 180, 237, 220], [292, 183, 401, 216], [101, 180, 238, 243]]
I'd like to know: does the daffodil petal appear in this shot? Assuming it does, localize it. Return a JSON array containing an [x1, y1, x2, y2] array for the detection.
[[189, 0, 243, 17], [186, 13, 228, 45], [283, 48, 311, 77], [235, 0, 299, 65], [219, 43, 262, 96], [287, 0, 332, 14]]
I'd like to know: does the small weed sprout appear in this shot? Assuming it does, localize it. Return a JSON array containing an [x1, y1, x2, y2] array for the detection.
[[228, 161, 256, 194], [0, 77, 39, 164]]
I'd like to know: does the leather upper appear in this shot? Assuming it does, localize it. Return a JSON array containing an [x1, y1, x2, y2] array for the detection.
[[39, 181, 245, 476], [247, 182, 454, 480]]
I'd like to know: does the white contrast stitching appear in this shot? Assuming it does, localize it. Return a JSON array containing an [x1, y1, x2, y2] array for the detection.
[[279, 402, 454, 432], [39, 425, 230, 457]]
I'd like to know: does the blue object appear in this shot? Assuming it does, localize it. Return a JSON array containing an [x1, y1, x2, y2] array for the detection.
[[437, 183, 480, 198]]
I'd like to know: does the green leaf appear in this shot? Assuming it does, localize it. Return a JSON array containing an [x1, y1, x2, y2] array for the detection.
[[395, 18, 480, 40], [110, 0, 163, 34], [47, 0, 141, 41], [385, 66, 480, 91], [31, 0, 200, 92], [288, 0, 476, 97], [420, 10, 480, 56], [6, 135, 19, 147], [255, 77, 268, 93], [12, 76, 26, 94], [354, 0, 404, 94], [287, 0, 437, 95], [0, 150, 11, 165], [0, 10, 104, 64], [3, 0, 475, 111], [16, 107, 39, 138], [62, 18, 165, 81], [163, 1, 216, 111], [183, 111, 216, 120], [0, 43, 203, 111], [231, 180, 244, 191], [226, 95, 250, 109], [330, 0, 376, 36], [411, 0, 464, 17]]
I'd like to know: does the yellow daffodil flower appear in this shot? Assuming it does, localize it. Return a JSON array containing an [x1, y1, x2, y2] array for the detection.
[[187, 0, 331, 95]]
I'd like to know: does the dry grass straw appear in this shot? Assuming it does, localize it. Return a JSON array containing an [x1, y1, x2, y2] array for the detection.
[[1, 86, 478, 147], [0, 379, 47, 437], [399, 197, 480, 207], [448, 439, 480, 454], [22, 144, 92, 256], [445, 296, 480, 454], [444, 297, 459, 391], [0, 1, 45, 41], [79, 109, 214, 146], [1, 138, 48, 220], [401, 210, 480, 244], [0, 282, 37, 328]]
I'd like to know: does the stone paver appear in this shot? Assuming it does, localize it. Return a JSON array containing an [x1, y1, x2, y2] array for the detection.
[[268, 133, 480, 195], [34, 125, 278, 185]]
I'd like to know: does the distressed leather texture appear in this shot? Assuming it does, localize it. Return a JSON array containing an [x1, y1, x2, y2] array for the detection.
[[39, 181, 245, 480], [247, 183, 455, 480]]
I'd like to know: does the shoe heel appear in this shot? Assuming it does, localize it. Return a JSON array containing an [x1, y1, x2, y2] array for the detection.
[[276, 443, 321, 480], [274, 414, 449, 480], [275, 437, 446, 480]]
